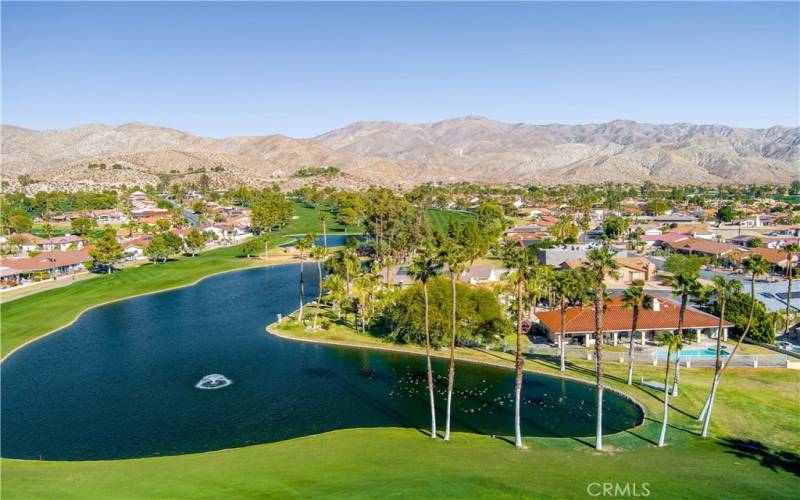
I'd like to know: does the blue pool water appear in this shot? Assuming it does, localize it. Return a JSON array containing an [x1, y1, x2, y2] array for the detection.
[[656, 347, 729, 358]]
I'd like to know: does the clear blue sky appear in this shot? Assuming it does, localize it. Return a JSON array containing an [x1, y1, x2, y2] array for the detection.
[[2, 2, 798, 137]]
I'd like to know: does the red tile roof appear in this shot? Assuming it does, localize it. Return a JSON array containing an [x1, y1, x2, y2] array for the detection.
[[665, 237, 741, 256], [0, 248, 92, 277], [535, 295, 732, 334], [747, 247, 797, 266]]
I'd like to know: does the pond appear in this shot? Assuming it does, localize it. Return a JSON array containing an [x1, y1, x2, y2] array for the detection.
[[0, 264, 642, 460], [281, 233, 362, 248]]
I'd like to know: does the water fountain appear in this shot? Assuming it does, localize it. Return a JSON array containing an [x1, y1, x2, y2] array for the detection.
[[195, 374, 232, 390]]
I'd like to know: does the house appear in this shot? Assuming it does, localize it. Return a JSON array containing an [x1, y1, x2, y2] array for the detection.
[[0, 233, 42, 254], [665, 238, 742, 259], [535, 295, 733, 346], [121, 238, 149, 261], [537, 245, 593, 267], [0, 248, 93, 286], [90, 209, 127, 224], [560, 255, 657, 286], [38, 234, 86, 252], [384, 265, 415, 286], [653, 214, 699, 224], [505, 232, 545, 248], [640, 232, 689, 247], [458, 264, 506, 285], [746, 247, 798, 271]]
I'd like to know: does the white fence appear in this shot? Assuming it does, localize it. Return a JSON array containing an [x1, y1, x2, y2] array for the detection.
[[493, 346, 790, 369]]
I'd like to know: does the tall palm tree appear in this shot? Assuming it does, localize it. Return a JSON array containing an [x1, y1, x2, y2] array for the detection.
[[501, 239, 536, 448], [657, 331, 683, 448], [408, 245, 443, 439], [42, 221, 56, 280], [352, 274, 377, 333], [295, 234, 316, 322], [663, 255, 702, 397], [585, 244, 619, 451], [695, 276, 742, 431], [783, 243, 798, 335], [698, 254, 769, 434], [552, 270, 574, 372], [310, 245, 329, 330], [318, 211, 328, 248], [621, 285, 645, 385], [442, 242, 467, 442]]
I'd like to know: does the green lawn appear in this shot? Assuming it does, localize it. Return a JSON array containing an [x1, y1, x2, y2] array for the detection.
[[426, 208, 475, 233]]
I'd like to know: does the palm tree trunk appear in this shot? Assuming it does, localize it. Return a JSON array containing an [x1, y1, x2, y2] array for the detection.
[[313, 259, 323, 330], [298, 258, 305, 322], [658, 345, 672, 447], [698, 298, 726, 426], [423, 282, 437, 439], [699, 273, 758, 423], [593, 286, 605, 451], [444, 274, 457, 441], [514, 278, 524, 448], [627, 306, 639, 385], [559, 297, 566, 372], [671, 293, 687, 397], [786, 256, 793, 335]]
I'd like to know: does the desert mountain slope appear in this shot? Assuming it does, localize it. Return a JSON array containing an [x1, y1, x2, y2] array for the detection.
[[2, 117, 798, 191], [315, 116, 799, 184]]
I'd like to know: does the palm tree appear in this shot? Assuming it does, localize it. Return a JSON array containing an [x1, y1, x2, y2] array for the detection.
[[585, 244, 619, 451], [352, 274, 377, 333], [295, 234, 316, 322], [696, 276, 740, 431], [501, 239, 536, 448], [552, 270, 574, 372], [783, 243, 798, 335], [697, 254, 769, 434], [621, 286, 645, 385], [657, 331, 683, 447], [310, 245, 329, 330], [326, 247, 360, 297], [322, 274, 346, 320], [41, 221, 56, 280], [318, 211, 328, 248], [663, 255, 702, 397], [442, 241, 467, 442], [408, 244, 443, 439]]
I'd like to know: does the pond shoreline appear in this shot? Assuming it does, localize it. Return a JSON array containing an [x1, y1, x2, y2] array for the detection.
[[0, 258, 298, 363], [266, 322, 648, 435]]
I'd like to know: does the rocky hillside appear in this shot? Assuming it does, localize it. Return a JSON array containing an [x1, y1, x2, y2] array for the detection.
[[316, 116, 800, 185], [2, 117, 798, 191]]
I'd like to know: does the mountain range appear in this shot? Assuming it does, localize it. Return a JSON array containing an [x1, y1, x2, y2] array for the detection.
[[2, 116, 798, 191]]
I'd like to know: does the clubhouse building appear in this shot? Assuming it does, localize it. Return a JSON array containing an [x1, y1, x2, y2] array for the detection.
[[534, 295, 733, 346]]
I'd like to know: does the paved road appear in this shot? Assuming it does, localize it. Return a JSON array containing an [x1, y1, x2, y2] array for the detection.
[[165, 198, 199, 227], [649, 255, 798, 313]]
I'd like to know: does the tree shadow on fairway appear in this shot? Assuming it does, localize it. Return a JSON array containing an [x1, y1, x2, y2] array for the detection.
[[719, 438, 800, 477]]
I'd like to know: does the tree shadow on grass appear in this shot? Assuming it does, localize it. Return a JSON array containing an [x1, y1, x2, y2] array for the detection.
[[719, 438, 800, 477]]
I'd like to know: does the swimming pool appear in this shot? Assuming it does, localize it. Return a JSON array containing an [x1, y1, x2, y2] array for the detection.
[[656, 347, 730, 358]]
